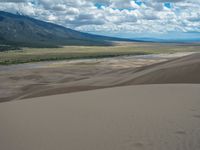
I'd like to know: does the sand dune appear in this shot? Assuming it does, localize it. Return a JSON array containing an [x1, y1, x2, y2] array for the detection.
[[0, 84, 200, 150], [1, 53, 200, 149], [127, 53, 200, 84], [0, 52, 200, 101]]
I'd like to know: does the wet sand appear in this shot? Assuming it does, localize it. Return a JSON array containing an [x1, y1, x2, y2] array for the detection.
[[0, 84, 200, 150], [0, 52, 195, 102]]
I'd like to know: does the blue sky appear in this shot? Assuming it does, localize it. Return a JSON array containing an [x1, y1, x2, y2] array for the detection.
[[0, 0, 200, 40]]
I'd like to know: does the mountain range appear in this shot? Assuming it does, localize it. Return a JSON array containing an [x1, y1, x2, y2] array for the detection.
[[0, 11, 135, 49]]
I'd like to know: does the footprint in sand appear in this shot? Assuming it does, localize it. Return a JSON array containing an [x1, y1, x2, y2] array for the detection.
[[130, 142, 144, 150], [190, 108, 197, 112], [193, 114, 200, 119], [175, 130, 187, 135], [124, 136, 145, 149]]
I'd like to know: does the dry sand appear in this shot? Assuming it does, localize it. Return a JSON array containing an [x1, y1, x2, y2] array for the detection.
[[0, 52, 197, 102], [0, 52, 200, 150], [126, 53, 200, 84], [0, 84, 200, 150]]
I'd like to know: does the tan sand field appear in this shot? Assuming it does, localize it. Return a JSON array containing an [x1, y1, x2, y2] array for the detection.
[[0, 52, 197, 102], [0, 84, 200, 150], [0, 51, 200, 150]]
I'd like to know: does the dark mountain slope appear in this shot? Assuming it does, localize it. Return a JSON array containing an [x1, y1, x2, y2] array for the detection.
[[0, 11, 133, 48]]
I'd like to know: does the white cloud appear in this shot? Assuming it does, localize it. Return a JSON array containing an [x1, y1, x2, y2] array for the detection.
[[0, 0, 199, 37]]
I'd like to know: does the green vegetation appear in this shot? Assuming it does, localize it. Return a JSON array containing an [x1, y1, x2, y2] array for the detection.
[[0, 45, 21, 51], [0, 43, 200, 65]]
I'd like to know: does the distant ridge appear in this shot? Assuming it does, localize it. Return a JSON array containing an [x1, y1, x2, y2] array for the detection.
[[0, 11, 135, 48]]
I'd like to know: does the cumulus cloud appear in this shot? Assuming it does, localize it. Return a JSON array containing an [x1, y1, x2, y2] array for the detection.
[[0, 0, 27, 2], [154, 0, 183, 2], [0, 0, 199, 37]]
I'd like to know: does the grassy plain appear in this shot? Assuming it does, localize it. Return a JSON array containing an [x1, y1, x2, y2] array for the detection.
[[0, 42, 200, 65]]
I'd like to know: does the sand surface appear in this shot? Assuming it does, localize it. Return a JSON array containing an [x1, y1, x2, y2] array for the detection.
[[0, 84, 200, 150], [0, 52, 197, 102], [127, 53, 200, 84]]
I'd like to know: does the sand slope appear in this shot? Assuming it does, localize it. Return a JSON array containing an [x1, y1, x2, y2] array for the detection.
[[1, 53, 200, 102], [21, 53, 200, 100], [128, 53, 200, 84], [0, 84, 200, 150]]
